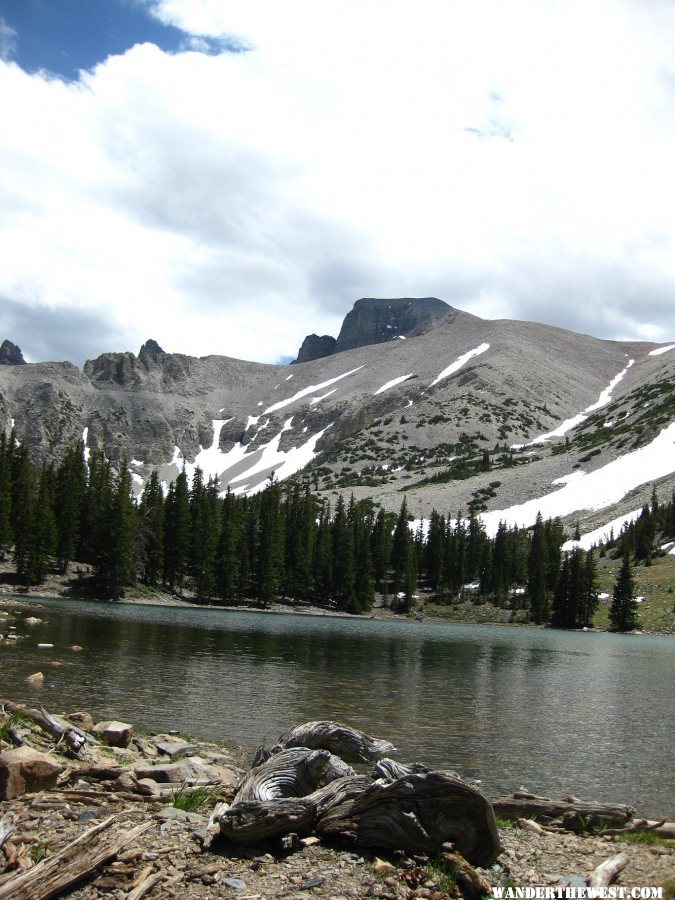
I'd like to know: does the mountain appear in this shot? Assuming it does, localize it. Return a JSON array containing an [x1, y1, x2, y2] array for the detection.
[[293, 296, 453, 362], [1, 300, 673, 545]]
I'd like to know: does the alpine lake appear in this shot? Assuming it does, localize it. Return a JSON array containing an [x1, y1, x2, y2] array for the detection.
[[1, 597, 673, 820]]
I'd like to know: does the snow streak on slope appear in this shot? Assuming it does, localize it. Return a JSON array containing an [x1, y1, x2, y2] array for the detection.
[[479, 421, 675, 537], [167, 416, 331, 497], [230, 422, 333, 495], [263, 366, 365, 414], [429, 344, 490, 388], [649, 345, 675, 356], [375, 373, 414, 395], [561, 509, 642, 552], [514, 359, 635, 447]]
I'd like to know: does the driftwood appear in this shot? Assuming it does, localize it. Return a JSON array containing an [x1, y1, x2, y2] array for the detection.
[[0, 815, 152, 900], [491, 793, 635, 827], [234, 748, 354, 804], [2, 701, 87, 756], [0, 820, 12, 850], [314, 771, 501, 867], [218, 723, 501, 867], [439, 846, 493, 900], [588, 852, 629, 888], [266, 721, 396, 763]]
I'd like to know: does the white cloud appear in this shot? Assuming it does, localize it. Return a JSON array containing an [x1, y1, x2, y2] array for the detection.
[[1, 0, 675, 365]]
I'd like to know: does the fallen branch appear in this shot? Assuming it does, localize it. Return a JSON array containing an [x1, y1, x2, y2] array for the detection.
[[0, 815, 153, 900], [491, 794, 635, 828], [598, 818, 667, 837], [587, 852, 629, 888], [2, 701, 87, 756]]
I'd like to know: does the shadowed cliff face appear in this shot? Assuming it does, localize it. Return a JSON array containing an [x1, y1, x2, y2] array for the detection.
[[0, 340, 26, 366], [294, 298, 453, 362]]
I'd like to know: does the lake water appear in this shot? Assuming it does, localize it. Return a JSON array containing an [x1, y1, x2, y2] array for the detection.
[[1, 597, 673, 818]]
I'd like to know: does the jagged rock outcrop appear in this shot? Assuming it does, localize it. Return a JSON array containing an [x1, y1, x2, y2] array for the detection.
[[293, 298, 453, 362], [293, 334, 337, 364], [334, 297, 453, 353], [0, 340, 26, 366]]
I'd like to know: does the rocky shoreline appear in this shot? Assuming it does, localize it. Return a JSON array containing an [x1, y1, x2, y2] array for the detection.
[[1, 702, 673, 899]]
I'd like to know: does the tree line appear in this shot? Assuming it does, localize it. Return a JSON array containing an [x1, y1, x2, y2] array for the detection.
[[0, 433, 671, 629]]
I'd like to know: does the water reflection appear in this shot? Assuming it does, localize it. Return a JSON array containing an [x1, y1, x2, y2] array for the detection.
[[1, 597, 673, 818]]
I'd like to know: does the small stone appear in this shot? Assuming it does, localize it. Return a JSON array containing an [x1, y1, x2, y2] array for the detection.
[[93, 720, 133, 749], [301, 836, 321, 847], [37, 643, 54, 649], [25, 672, 44, 687], [24, 617, 42, 625], [67, 711, 94, 731], [70, 645, 83, 651], [155, 806, 206, 825], [372, 858, 396, 875], [222, 876, 247, 890]]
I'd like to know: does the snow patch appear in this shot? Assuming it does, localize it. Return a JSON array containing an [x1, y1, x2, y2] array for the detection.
[[517, 360, 635, 447], [310, 388, 338, 405], [479, 421, 675, 537], [263, 366, 365, 414], [245, 416, 260, 432], [649, 344, 675, 356], [129, 459, 144, 468], [375, 373, 414, 395], [82, 427, 91, 466], [561, 509, 642, 552], [429, 343, 490, 388]]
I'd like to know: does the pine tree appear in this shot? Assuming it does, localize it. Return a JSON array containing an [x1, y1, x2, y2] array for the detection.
[[137, 470, 165, 585], [609, 551, 639, 631], [163, 467, 191, 591], [391, 498, 416, 610], [579, 548, 599, 627], [527, 512, 550, 624], [216, 489, 241, 602], [54, 441, 87, 574], [371, 507, 393, 596], [94, 461, 137, 598], [256, 480, 285, 605], [330, 495, 356, 611], [0, 432, 13, 560]]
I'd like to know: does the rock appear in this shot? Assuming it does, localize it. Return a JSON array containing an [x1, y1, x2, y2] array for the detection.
[[70, 645, 83, 651], [67, 710, 94, 731], [221, 877, 247, 891], [134, 756, 222, 785], [293, 334, 338, 364], [334, 297, 452, 353], [93, 720, 134, 749], [0, 339, 26, 366], [0, 746, 65, 799], [154, 738, 197, 759], [24, 616, 42, 625], [25, 671, 44, 687], [372, 858, 396, 875], [37, 643, 54, 648], [156, 806, 207, 825]]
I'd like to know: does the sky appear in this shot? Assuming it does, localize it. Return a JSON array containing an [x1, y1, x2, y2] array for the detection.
[[1, 0, 675, 366]]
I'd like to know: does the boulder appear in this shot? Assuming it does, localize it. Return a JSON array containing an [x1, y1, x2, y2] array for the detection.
[[0, 746, 64, 800], [153, 738, 197, 759], [67, 711, 94, 731], [134, 755, 224, 785], [25, 672, 44, 687], [93, 720, 133, 749]]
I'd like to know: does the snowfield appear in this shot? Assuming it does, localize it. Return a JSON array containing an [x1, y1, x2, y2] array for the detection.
[[429, 343, 490, 388]]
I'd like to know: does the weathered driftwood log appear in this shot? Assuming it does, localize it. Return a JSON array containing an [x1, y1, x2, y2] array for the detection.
[[219, 798, 316, 843], [2, 701, 87, 756], [439, 846, 493, 900], [0, 819, 12, 849], [314, 771, 500, 867], [234, 748, 354, 805], [0, 815, 153, 900], [268, 721, 396, 763], [371, 758, 430, 781], [491, 794, 635, 827], [587, 852, 629, 888]]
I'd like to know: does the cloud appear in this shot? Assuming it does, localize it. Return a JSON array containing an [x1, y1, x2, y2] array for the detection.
[[0, 18, 17, 61], [1, 0, 674, 369]]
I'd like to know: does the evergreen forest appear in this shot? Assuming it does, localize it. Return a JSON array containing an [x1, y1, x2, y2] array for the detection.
[[1, 433, 673, 631]]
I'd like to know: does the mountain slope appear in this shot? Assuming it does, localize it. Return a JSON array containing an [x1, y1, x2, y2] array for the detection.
[[1, 305, 673, 546]]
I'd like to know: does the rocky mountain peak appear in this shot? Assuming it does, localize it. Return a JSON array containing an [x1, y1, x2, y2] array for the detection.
[[0, 340, 26, 366], [139, 339, 166, 365], [293, 297, 453, 363]]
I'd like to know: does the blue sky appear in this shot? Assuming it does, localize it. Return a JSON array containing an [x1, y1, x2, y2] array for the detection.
[[1, 0, 675, 365], [0, 0, 238, 80]]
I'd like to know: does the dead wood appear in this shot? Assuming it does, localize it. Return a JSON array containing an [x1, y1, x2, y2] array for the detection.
[[515, 818, 546, 834], [126, 871, 164, 900], [587, 852, 630, 888], [439, 846, 493, 900], [0, 814, 153, 900], [0, 820, 11, 850], [314, 771, 501, 867], [371, 758, 430, 781], [234, 747, 353, 804], [219, 798, 316, 843], [598, 818, 669, 837], [268, 721, 396, 763], [491, 794, 635, 827], [2, 701, 87, 756]]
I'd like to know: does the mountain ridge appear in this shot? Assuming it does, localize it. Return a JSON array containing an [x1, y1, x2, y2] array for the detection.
[[1, 301, 673, 546]]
